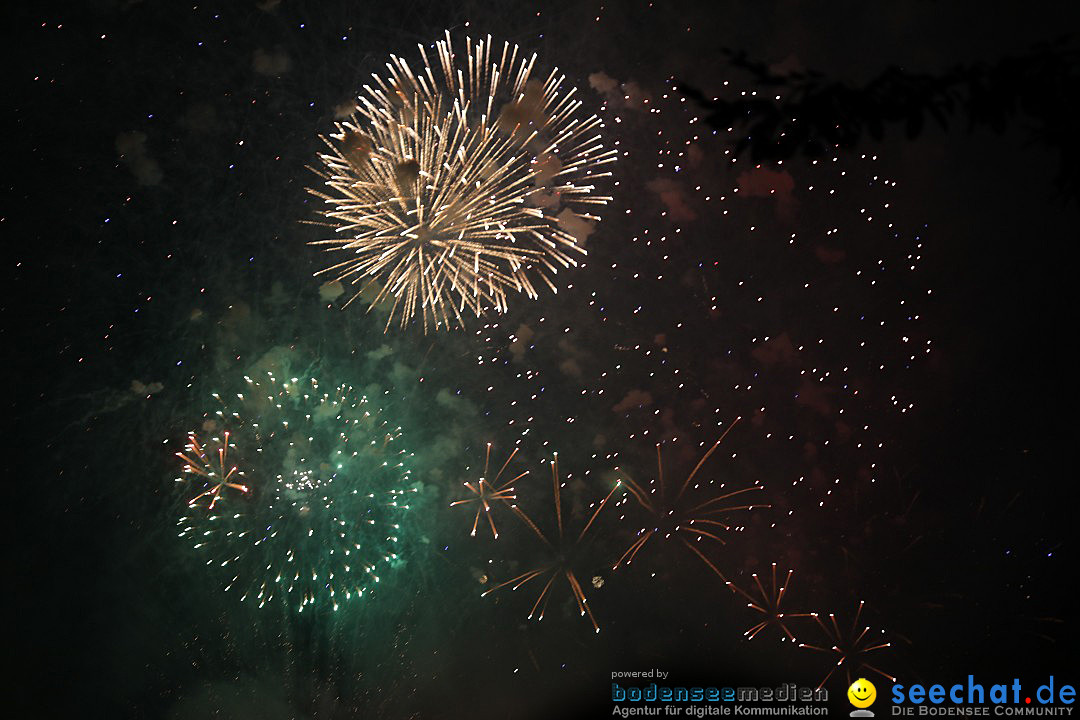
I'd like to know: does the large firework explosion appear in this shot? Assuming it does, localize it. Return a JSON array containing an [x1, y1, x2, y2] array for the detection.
[[308, 32, 616, 332], [176, 372, 418, 612]]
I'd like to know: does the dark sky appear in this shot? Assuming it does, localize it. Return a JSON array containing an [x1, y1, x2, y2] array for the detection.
[[6, 1, 1078, 718]]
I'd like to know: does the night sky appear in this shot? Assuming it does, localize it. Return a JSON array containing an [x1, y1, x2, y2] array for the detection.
[[6, 2, 1078, 718]]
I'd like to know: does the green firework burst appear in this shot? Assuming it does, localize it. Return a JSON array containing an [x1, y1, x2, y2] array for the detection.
[[176, 372, 417, 612]]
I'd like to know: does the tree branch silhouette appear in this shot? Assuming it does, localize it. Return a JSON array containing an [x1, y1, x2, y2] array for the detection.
[[679, 37, 1078, 198]]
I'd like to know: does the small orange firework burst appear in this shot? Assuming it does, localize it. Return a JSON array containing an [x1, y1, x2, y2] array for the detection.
[[482, 453, 622, 633], [613, 418, 768, 581], [799, 600, 896, 689], [727, 563, 811, 642], [176, 431, 249, 509], [451, 443, 528, 539]]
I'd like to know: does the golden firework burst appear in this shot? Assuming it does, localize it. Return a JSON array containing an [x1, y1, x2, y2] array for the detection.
[[309, 32, 616, 332]]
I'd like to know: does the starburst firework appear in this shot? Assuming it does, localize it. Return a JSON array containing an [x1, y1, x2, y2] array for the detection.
[[799, 600, 895, 688], [176, 373, 417, 612], [727, 563, 811, 642], [308, 32, 616, 331], [482, 454, 621, 632], [613, 419, 768, 580], [177, 431, 249, 510], [451, 443, 527, 539]]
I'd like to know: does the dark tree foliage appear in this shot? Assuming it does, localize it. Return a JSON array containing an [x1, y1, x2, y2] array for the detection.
[[679, 37, 1078, 198]]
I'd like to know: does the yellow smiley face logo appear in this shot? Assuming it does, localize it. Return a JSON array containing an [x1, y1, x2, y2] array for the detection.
[[848, 678, 877, 708]]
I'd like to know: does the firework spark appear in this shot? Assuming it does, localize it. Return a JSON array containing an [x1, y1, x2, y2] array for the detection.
[[613, 419, 768, 580], [176, 431, 249, 510], [176, 373, 417, 612], [482, 453, 620, 632], [451, 443, 527, 539], [309, 32, 616, 332], [727, 563, 811, 642], [799, 600, 895, 688]]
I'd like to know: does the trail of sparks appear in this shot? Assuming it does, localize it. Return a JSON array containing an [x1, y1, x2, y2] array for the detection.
[[309, 32, 616, 332]]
